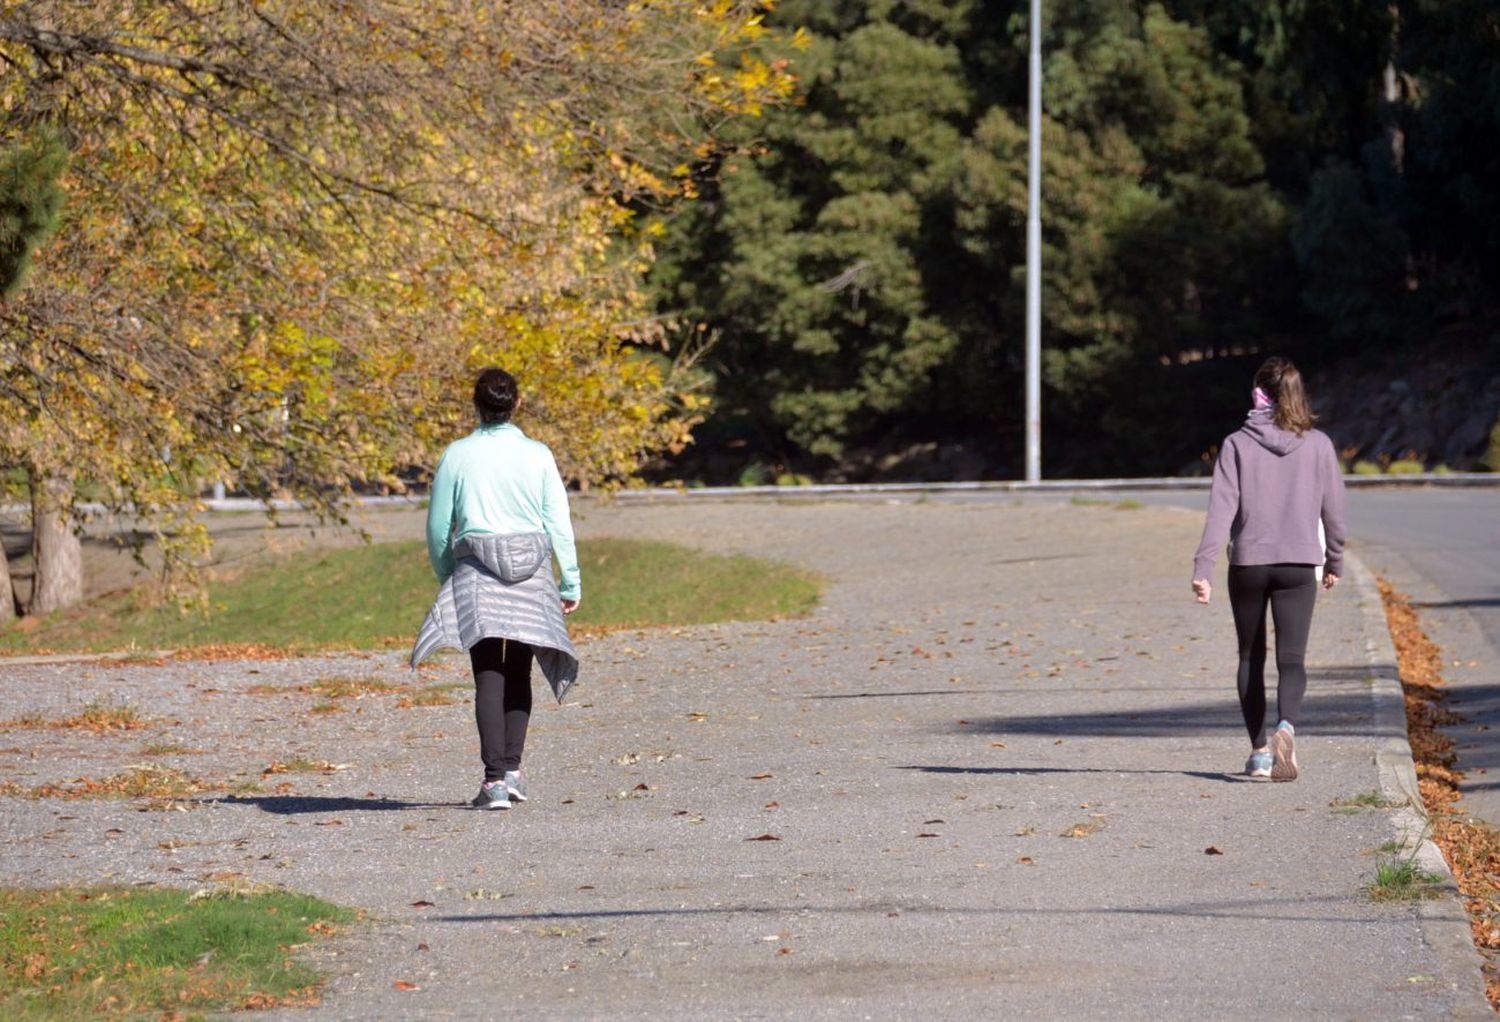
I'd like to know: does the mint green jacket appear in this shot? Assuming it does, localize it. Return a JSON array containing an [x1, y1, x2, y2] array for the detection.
[[424, 422, 581, 601]]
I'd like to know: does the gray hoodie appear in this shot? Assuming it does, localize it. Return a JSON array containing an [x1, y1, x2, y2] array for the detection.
[[1192, 410, 1348, 581]]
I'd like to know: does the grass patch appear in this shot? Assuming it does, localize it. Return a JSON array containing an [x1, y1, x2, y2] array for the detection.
[[2, 765, 223, 802], [0, 538, 822, 655], [2, 700, 148, 734], [0, 885, 352, 1018], [1068, 496, 1111, 507], [305, 676, 397, 699], [1367, 855, 1445, 902], [139, 742, 197, 757], [1113, 498, 1143, 511], [397, 686, 458, 708], [1332, 791, 1408, 810], [262, 759, 344, 776]]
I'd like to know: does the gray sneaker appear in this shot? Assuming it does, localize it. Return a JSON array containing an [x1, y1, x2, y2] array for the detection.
[[1245, 750, 1272, 778], [503, 770, 528, 804], [471, 780, 511, 810]]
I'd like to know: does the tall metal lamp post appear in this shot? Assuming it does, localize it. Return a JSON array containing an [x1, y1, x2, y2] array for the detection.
[[1024, 0, 1043, 482]]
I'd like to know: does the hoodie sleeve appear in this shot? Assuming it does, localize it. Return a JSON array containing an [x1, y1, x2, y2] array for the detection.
[[1192, 437, 1240, 581], [425, 448, 457, 582], [539, 449, 581, 603], [1320, 435, 1348, 576]]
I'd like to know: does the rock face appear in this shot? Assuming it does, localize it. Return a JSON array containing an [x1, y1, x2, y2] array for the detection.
[[1312, 337, 1500, 469]]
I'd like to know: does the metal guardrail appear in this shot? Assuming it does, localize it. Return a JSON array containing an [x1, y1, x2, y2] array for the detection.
[[0, 472, 1494, 518], [601, 472, 1500, 500]]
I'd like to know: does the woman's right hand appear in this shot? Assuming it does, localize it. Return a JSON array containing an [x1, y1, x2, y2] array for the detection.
[[1191, 578, 1212, 604]]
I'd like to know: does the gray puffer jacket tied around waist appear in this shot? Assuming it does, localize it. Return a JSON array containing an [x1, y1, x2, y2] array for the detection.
[[410, 532, 579, 702]]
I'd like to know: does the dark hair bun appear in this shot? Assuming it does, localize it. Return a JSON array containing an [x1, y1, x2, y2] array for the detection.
[[473, 368, 519, 424]]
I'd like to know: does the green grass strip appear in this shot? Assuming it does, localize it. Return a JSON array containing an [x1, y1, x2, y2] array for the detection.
[[0, 886, 353, 1018], [0, 537, 822, 655]]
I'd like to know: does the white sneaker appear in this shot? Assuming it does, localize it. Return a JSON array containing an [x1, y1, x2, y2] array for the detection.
[[503, 770, 528, 803], [1270, 722, 1299, 782]]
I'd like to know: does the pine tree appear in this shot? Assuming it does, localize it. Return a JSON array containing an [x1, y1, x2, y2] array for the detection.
[[0, 128, 66, 300]]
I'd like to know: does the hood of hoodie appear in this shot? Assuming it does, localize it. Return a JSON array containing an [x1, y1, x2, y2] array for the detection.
[[1240, 408, 1307, 456]]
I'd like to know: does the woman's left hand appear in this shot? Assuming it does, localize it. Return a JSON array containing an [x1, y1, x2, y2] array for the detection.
[[561, 599, 579, 615], [1322, 572, 1339, 590]]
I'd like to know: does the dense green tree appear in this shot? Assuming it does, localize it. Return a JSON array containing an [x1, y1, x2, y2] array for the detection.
[[654, 0, 1500, 479], [0, 129, 66, 300], [653, 13, 971, 461], [654, 1, 1288, 475]]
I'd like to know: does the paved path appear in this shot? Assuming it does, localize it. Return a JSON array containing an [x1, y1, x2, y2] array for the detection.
[[0, 500, 1489, 1018], [1028, 487, 1500, 830]]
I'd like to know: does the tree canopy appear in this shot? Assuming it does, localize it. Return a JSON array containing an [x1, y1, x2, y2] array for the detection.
[[651, 0, 1500, 480], [0, 0, 793, 610]]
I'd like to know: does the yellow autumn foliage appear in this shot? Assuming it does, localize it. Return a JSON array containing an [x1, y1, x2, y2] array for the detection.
[[0, 1, 795, 594]]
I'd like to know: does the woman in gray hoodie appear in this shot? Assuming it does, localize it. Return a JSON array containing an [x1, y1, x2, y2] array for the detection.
[[1191, 357, 1348, 781]]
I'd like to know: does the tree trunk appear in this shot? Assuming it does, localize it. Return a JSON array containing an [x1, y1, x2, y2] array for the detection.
[[0, 530, 15, 624], [30, 473, 83, 615]]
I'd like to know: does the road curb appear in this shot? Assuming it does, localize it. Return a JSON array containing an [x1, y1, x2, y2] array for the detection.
[[1347, 552, 1493, 1017]]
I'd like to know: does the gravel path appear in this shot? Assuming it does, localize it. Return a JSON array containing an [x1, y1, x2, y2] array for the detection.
[[0, 500, 1489, 1019]]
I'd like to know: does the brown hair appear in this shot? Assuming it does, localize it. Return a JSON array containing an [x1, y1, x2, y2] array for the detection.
[[1254, 356, 1316, 435]]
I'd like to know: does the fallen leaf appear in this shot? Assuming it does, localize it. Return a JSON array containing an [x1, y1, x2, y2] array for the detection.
[[1017, 856, 1034, 865], [1205, 846, 1224, 856], [416, 943, 429, 951], [763, 801, 779, 810], [393, 980, 419, 991], [748, 773, 773, 780], [577, 885, 595, 891], [990, 742, 1006, 749], [745, 833, 782, 842], [777, 947, 794, 955], [923, 818, 945, 824], [314, 819, 345, 827], [410, 900, 434, 908], [917, 833, 940, 838], [1060, 821, 1101, 839]]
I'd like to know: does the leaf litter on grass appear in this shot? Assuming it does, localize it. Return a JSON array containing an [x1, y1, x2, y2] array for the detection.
[[1380, 578, 1500, 1005]]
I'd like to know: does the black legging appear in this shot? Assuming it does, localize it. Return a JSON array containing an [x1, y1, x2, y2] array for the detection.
[[1227, 564, 1317, 748], [469, 637, 534, 781]]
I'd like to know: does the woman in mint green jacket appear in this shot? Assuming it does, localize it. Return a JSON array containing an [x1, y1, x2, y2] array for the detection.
[[412, 368, 581, 810]]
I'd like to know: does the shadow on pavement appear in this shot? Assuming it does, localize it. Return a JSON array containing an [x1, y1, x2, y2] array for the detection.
[[206, 794, 454, 814], [898, 765, 1248, 783], [1415, 597, 1500, 609], [808, 685, 1220, 700], [954, 682, 1387, 739]]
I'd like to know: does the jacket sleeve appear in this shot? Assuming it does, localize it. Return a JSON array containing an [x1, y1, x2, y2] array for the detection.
[[1192, 437, 1240, 581], [1320, 436, 1349, 576], [540, 451, 581, 602], [425, 449, 457, 582]]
